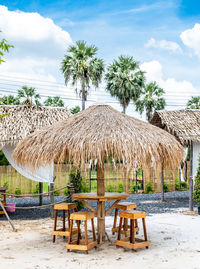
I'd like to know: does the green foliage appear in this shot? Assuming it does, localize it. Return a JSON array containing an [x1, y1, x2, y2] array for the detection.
[[180, 181, 187, 189], [44, 96, 64, 107], [117, 183, 123, 193], [15, 187, 21, 195], [163, 182, 169, 192], [175, 177, 181, 191], [61, 40, 104, 110], [3, 181, 8, 188], [193, 155, 200, 204], [135, 81, 166, 121], [145, 182, 154, 194], [69, 168, 84, 209], [17, 86, 41, 106], [64, 187, 70, 196], [131, 184, 137, 194], [1, 95, 20, 105], [0, 30, 14, 64], [0, 151, 9, 166], [187, 96, 200, 109], [105, 55, 145, 114], [70, 106, 81, 114], [81, 178, 90, 193], [33, 183, 39, 195], [107, 184, 114, 192], [53, 185, 59, 196]]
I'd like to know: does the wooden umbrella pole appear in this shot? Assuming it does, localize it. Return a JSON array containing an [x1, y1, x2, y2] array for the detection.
[[97, 162, 105, 244], [160, 162, 164, 202], [189, 142, 194, 211]]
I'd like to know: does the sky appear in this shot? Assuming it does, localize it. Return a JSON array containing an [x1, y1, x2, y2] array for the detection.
[[0, 0, 200, 118]]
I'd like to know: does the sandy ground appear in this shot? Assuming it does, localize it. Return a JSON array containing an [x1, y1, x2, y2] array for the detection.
[[0, 209, 200, 269]]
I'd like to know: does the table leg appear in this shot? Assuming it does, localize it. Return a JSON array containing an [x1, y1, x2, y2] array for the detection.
[[97, 201, 105, 244]]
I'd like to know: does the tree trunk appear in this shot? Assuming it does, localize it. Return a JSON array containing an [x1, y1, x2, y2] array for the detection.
[[189, 142, 194, 211], [81, 83, 86, 111], [122, 106, 126, 114]]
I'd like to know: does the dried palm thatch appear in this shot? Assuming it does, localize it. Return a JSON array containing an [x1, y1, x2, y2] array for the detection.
[[13, 105, 184, 171], [150, 110, 200, 146], [0, 105, 71, 149]]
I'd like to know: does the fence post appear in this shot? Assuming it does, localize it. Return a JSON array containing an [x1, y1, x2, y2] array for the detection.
[[49, 181, 55, 218]]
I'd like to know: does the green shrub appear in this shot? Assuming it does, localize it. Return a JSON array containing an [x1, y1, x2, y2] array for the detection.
[[54, 185, 59, 196], [64, 187, 70, 197], [131, 184, 137, 194], [33, 183, 39, 195], [193, 155, 200, 204], [117, 183, 123, 193], [164, 182, 169, 192], [15, 187, 21, 195], [107, 184, 114, 192], [180, 181, 188, 189], [145, 182, 154, 194], [81, 178, 90, 193], [175, 177, 181, 191], [3, 181, 8, 188], [69, 168, 84, 210]]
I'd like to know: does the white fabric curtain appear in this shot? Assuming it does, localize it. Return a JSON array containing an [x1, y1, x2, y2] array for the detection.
[[193, 142, 200, 178], [2, 144, 54, 183]]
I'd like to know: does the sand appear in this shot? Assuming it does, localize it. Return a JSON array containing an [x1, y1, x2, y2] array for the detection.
[[0, 209, 200, 269]]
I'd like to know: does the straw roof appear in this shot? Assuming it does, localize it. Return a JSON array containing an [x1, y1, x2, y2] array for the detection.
[[13, 105, 184, 170], [150, 110, 200, 146], [0, 105, 70, 149]]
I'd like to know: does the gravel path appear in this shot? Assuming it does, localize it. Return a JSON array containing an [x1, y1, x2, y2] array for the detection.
[[0, 191, 196, 220]]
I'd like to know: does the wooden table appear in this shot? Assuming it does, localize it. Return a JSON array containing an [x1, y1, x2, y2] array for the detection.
[[0, 187, 8, 215], [73, 192, 129, 243]]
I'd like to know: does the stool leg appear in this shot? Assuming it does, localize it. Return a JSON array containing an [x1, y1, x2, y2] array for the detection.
[[117, 217, 123, 240], [67, 219, 73, 252], [112, 208, 118, 235], [77, 220, 81, 245], [123, 218, 128, 233], [135, 219, 139, 234], [84, 221, 88, 254], [63, 210, 65, 239], [91, 218, 96, 242], [130, 219, 135, 244], [67, 210, 70, 229], [142, 218, 148, 241], [53, 209, 57, 243]]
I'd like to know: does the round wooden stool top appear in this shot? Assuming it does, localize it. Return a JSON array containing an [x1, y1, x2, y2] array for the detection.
[[54, 203, 77, 210], [115, 202, 137, 210], [119, 210, 146, 219], [70, 212, 94, 221]]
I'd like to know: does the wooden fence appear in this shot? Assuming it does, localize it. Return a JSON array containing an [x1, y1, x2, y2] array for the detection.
[[0, 163, 186, 195]]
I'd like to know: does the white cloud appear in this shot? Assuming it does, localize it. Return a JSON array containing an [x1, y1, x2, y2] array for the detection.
[[0, 5, 72, 87], [140, 60, 199, 109], [145, 38, 182, 53], [180, 23, 200, 58]]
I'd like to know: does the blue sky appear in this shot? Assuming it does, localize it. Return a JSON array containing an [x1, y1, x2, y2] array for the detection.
[[0, 0, 200, 116]]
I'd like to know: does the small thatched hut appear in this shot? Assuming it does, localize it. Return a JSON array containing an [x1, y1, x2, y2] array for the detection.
[[0, 105, 71, 183], [150, 109, 200, 210]]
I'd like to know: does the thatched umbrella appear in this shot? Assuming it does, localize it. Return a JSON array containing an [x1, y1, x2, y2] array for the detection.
[[13, 105, 184, 239]]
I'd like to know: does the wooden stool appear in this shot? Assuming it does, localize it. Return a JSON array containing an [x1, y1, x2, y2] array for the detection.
[[112, 202, 139, 235], [52, 203, 77, 242], [116, 210, 149, 250], [67, 212, 97, 254]]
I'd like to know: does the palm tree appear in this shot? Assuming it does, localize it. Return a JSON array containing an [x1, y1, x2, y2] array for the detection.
[[61, 40, 104, 110], [44, 96, 64, 107], [17, 86, 41, 106], [105, 56, 145, 114], [187, 96, 200, 109], [2, 95, 20, 105], [135, 82, 166, 121]]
